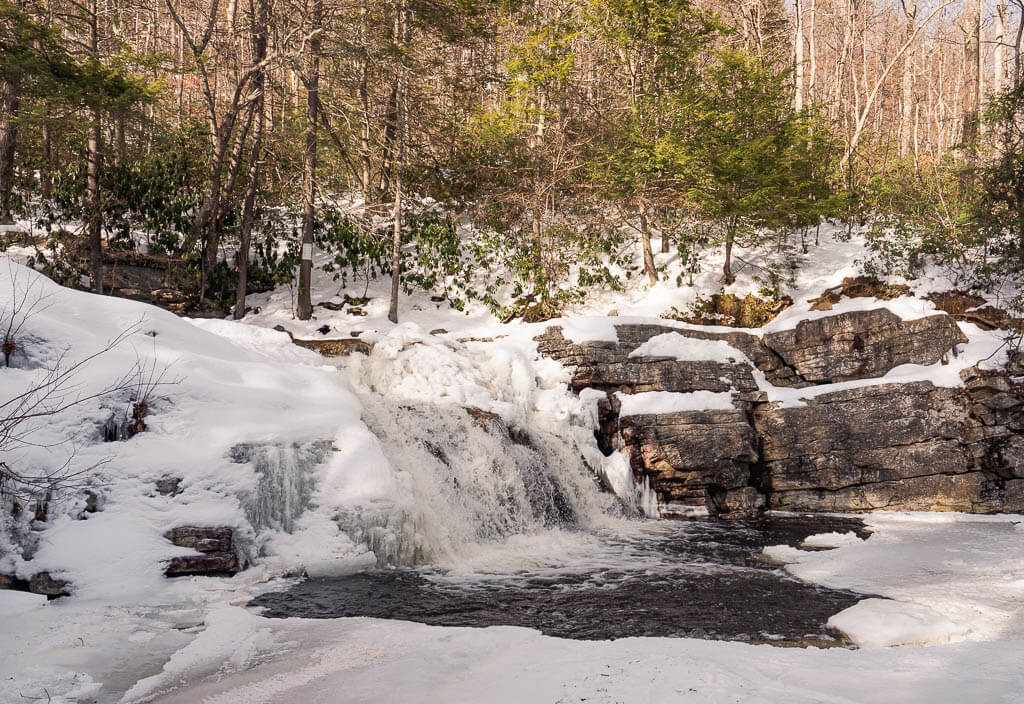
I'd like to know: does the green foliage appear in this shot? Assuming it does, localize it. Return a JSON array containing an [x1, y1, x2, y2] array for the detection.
[[977, 82, 1024, 293], [680, 51, 826, 235], [0, 1, 77, 94], [33, 124, 207, 253], [863, 154, 980, 284]]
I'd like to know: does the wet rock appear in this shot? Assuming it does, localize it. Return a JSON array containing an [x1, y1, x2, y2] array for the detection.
[[619, 409, 761, 516], [761, 309, 967, 384], [29, 572, 71, 598], [164, 526, 240, 577]]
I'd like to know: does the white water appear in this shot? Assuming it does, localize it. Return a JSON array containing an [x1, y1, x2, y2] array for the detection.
[[349, 393, 627, 568], [234, 440, 333, 533], [268, 330, 636, 569], [222, 329, 636, 570]]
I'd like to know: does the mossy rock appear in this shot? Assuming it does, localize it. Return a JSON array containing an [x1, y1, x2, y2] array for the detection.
[[665, 292, 792, 328]]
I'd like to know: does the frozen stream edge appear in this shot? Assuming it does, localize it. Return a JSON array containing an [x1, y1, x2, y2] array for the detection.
[[4, 511, 1024, 704]]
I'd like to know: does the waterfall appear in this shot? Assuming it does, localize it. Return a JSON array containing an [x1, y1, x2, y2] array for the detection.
[[232, 440, 333, 533], [344, 393, 626, 567], [237, 330, 639, 571]]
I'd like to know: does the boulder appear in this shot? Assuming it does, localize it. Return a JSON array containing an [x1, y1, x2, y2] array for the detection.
[[164, 526, 240, 577], [761, 309, 967, 384], [155, 476, 183, 496], [291, 337, 373, 357], [28, 572, 72, 598], [534, 325, 763, 394], [619, 409, 761, 516]]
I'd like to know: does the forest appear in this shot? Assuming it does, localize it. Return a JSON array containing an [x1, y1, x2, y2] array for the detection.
[[2, 0, 1024, 323]]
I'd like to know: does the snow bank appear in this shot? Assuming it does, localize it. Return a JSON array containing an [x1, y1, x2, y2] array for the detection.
[[828, 599, 967, 647], [0, 261, 390, 596], [766, 513, 1024, 647], [629, 333, 746, 362], [616, 390, 736, 416], [124, 604, 1024, 704]]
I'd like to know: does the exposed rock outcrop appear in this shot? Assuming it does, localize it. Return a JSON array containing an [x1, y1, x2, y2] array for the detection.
[[619, 408, 762, 517], [537, 307, 1018, 518], [761, 309, 968, 384], [535, 325, 770, 393], [164, 526, 241, 577]]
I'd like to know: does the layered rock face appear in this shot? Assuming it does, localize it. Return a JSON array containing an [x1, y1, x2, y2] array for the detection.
[[537, 310, 1024, 517]]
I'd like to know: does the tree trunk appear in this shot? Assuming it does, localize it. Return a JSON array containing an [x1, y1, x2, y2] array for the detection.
[[899, 0, 917, 157], [234, 115, 262, 320], [995, 0, 1007, 94], [297, 0, 322, 321], [358, 0, 373, 202], [40, 119, 52, 200], [217, 103, 257, 228], [639, 200, 657, 286], [87, 111, 103, 293], [794, 0, 804, 111], [963, 0, 982, 150], [387, 0, 407, 324], [808, 0, 816, 102], [234, 0, 268, 320], [379, 86, 398, 194], [0, 84, 18, 224], [722, 221, 736, 285]]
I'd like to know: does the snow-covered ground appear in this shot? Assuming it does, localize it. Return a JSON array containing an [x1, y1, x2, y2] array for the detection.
[[2, 228, 1024, 703], [4, 511, 1024, 703]]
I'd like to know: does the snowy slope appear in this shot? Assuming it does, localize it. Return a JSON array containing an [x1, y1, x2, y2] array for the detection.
[[3, 225, 1024, 704]]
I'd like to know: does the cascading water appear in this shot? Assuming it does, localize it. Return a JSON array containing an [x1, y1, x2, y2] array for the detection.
[[247, 329, 872, 645], [298, 327, 637, 569], [344, 392, 625, 567], [233, 440, 333, 532]]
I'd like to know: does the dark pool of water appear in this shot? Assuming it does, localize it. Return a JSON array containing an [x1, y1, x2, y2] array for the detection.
[[250, 516, 872, 646]]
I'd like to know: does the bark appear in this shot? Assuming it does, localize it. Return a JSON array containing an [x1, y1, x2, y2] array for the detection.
[[87, 111, 103, 294], [217, 103, 257, 228], [808, 0, 816, 102], [639, 200, 657, 286], [86, 0, 103, 294], [378, 85, 398, 194], [388, 0, 407, 324], [358, 0, 373, 202], [794, 0, 804, 111], [0, 83, 18, 223], [723, 219, 736, 285], [899, 0, 917, 157], [234, 109, 263, 320], [996, 0, 1007, 93], [234, 0, 268, 320], [40, 120, 52, 200], [297, 0, 322, 321], [720, 228, 737, 286], [963, 0, 982, 150]]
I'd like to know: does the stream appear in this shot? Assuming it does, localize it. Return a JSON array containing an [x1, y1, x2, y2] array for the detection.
[[251, 515, 870, 645]]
